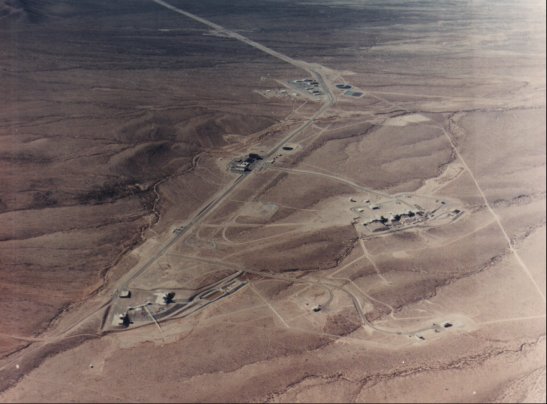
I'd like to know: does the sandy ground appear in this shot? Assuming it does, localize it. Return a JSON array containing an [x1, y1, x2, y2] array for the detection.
[[0, 0, 545, 402]]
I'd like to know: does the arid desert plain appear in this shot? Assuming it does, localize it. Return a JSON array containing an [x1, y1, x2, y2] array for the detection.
[[0, 0, 545, 402]]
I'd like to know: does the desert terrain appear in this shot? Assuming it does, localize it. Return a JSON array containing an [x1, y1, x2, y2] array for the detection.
[[0, 0, 545, 402]]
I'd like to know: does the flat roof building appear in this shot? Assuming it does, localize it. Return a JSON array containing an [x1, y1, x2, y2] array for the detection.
[[112, 312, 129, 327], [119, 290, 131, 298]]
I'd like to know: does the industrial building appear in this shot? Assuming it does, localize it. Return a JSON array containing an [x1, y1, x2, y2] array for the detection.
[[112, 312, 129, 327], [119, 290, 131, 298], [229, 153, 263, 173], [289, 78, 323, 97], [154, 292, 175, 305]]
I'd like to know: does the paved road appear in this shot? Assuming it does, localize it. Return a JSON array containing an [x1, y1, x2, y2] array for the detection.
[[0, 1, 338, 377], [3, 0, 543, 386], [152, 0, 317, 74], [116, 0, 337, 290]]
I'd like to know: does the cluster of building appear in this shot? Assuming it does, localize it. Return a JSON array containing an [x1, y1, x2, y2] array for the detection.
[[111, 289, 176, 328], [363, 210, 425, 233], [229, 153, 263, 173], [351, 195, 464, 234], [350, 198, 428, 233], [289, 78, 323, 97]]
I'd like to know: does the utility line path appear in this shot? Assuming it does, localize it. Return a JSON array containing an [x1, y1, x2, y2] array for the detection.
[[152, 0, 314, 74]]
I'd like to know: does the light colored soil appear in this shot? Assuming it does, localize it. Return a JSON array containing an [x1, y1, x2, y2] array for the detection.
[[0, 0, 545, 402]]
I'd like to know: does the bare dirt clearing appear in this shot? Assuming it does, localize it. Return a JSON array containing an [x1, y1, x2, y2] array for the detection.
[[0, 0, 545, 402]]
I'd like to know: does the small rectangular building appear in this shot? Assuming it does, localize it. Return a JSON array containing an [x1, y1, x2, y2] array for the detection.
[[112, 312, 128, 327], [119, 290, 131, 298]]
